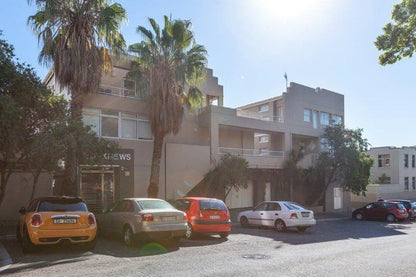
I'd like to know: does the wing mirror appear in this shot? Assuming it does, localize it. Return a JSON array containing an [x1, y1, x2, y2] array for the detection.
[[18, 207, 26, 215]]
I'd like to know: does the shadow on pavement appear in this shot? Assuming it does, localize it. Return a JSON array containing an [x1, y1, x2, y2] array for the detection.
[[231, 219, 413, 245]]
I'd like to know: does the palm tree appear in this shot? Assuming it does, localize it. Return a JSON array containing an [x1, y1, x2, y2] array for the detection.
[[128, 16, 207, 198], [27, 0, 126, 195]]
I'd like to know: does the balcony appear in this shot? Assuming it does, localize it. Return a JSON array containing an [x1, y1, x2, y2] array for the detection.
[[236, 109, 284, 123], [98, 84, 148, 100], [219, 147, 285, 169]]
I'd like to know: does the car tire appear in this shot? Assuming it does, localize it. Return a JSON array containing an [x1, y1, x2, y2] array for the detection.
[[123, 226, 135, 246], [240, 216, 249, 227], [185, 222, 194, 239], [219, 232, 229, 239], [274, 219, 287, 232], [355, 213, 363, 221], [21, 228, 36, 253], [386, 214, 396, 223], [297, 227, 308, 233]]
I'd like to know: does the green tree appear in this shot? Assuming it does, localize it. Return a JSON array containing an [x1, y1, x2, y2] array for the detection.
[[27, 0, 127, 195], [0, 33, 65, 206], [187, 154, 249, 201], [128, 16, 208, 197], [375, 0, 416, 65], [311, 125, 374, 207]]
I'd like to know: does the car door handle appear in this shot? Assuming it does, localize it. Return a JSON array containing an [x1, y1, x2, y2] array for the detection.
[[260, 213, 264, 215], [275, 213, 279, 216]]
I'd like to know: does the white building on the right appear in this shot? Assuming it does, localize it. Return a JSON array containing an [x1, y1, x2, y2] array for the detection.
[[351, 146, 416, 208]]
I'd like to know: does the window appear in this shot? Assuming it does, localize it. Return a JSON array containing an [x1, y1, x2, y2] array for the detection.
[[199, 199, 227, 211], [378, 176, 391, 184], [413, 155, 415, 168], [413, 177, 415, 190], [405, 177, 409, 190], [320, 112, 330, 126], [259, 104, 269, 112], [123, 79, 136, 97], [405, 154, 409, 168], [259, 135, 269, 143], [332, 114, 342, 125], [254, 203, 267, 211], [312, 110, 318, 129], [378, 154, 390, 167], [101, 110, 119, 137], [266, 202, 281, 211], [82, 108, 152, 140], [304, 109, 311, 122], [174, 199, 192, 211]]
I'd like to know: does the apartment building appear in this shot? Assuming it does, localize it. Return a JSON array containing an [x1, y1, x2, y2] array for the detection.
[[0, 56, 349, 220], [351, 147, 416, 207]]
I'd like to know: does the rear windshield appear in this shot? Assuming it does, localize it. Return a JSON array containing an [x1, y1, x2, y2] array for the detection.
[[396, 203, 406, 210], [38, 201, 88, 212], [174, 199, 192, 211], [284, 202, 305, 210], [137, 199, 174, 210], [199, 199, 227, 211]]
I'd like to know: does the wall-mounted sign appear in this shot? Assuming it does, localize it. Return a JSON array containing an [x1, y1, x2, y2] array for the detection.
[[104, 153, 132, 161]]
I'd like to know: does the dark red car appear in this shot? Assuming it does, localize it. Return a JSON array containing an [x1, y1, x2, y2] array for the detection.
[[174, 197, 231, 239], [352, 201, 408, 222]]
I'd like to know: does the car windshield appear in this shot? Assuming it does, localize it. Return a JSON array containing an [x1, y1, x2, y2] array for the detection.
[[410, 202, 416, 208], [199, 199, 227, 211], [284, 202, 305, 210], [396, 203, 406, 210], [38, 200, 88, 212], [137, 199, 174, 210]]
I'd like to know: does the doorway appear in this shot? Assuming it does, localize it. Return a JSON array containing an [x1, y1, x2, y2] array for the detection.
[[80, 167, 116, 214]]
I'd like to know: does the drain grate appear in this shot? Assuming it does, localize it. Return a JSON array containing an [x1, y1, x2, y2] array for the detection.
[[242, 254, 270, 260]]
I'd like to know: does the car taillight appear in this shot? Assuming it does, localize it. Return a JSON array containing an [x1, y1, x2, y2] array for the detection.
[[31, 214, 42, 227], [141, 213, 153, 221], [290, 213, 298, 219], [88, 213, 96, 225], [408, 209, 412, 213]]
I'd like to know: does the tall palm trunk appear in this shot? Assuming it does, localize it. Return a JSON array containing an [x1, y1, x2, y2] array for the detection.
[[61, 94, 83, 196], [148, 130, 165, 198]]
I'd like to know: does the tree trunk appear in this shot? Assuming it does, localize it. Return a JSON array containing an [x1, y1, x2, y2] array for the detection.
[[61, 94, 83, 196], [30, 169, 41, 202], [148, 131, 165, 198], [0, 168, 12, 207]]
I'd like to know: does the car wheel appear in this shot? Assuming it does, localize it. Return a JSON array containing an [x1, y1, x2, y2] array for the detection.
[[219, 232, 229, 239], [274, 219, 287, 232], [297, 227, 307, 233], [185, 223, 194, 239], [123, 226, 135, 246], [386, 214, 396, 223], [21, 228, 36, 253], [355, 213, 363, 221], [240, 216, 249, 227]]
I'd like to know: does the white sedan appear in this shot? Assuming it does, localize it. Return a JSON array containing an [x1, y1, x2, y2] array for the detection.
[[238, 201, 316, 232]]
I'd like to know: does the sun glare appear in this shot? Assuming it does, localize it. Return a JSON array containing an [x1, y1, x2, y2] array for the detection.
[[256, 0, 321, 22]]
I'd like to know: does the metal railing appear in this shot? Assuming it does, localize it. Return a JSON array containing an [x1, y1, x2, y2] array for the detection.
[[219, 147, 284, 157], [236, 109, 284, 123], [98, 84, 147, 99]]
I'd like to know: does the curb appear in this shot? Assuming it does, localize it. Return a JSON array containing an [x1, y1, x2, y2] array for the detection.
[[0, 241, 12, 273]]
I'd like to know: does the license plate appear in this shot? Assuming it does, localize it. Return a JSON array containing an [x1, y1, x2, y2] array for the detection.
[[301, 212, 310, 218], [209, 215, 220, 220], [53, 219, 77, 224], [161, 216, 176, 221]]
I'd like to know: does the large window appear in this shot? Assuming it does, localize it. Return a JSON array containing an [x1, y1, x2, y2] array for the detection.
[[259, 135, 269, 143], [412, 155, 415, 168], [304, 109, 311, 122], [405, 177, 409, 190], [378, 154, 390, 168], [320, 112, 330, 126], [413, 177, 415, 190], [259, 104, 269, 112], [82, 109, 152, 140], [405, 154, 409, 168], [332, 114, 342, 125]]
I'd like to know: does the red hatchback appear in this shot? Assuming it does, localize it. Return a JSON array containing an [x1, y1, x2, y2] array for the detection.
[[174, 197, 231, 239], [352, 201, 408, 222]]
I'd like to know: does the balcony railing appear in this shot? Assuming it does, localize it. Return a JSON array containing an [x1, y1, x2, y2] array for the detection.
[[219, 147, 284, 157], [236, 109, 284, 123], [98, 84, 147, 99]]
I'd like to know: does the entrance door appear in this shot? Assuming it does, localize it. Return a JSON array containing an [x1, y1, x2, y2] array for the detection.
[[334, 187, 343, 210], [80, 168, 115, 214]]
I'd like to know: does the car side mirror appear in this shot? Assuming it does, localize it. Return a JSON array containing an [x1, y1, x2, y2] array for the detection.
[[18, 207, 26, 215]]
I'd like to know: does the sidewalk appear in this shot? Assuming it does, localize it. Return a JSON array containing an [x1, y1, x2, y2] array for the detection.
[[0, 224, 15, 272], [314, 212, 351, 222]]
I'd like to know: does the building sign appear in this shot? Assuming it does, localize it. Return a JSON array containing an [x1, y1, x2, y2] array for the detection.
[[104, 153, 132, 161]]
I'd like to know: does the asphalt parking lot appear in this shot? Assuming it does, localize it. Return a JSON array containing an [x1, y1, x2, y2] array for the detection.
[[2, 219, 416, 276]]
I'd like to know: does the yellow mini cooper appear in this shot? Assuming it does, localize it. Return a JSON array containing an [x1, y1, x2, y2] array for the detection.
[[16, 196, 97, 252]]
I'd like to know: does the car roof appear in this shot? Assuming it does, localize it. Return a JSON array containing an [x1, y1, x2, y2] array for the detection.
[[34, 196, 84, 202], [385, 199, 412, 203], [121, 198, 168, 201], [176, 197, 222, 201]]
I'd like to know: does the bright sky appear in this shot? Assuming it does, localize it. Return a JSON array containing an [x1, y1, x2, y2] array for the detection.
[[0, 0, 413, 148]]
